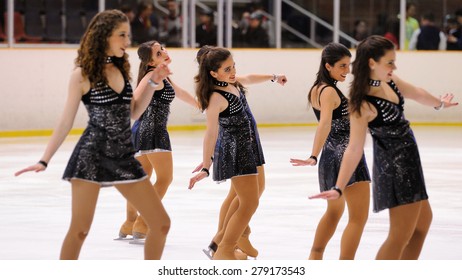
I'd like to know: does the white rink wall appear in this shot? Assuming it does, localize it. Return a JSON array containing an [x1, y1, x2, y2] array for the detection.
[[0, 48, 461, 132]]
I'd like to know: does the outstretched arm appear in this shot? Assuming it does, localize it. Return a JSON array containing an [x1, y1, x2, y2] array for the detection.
[[310, 102, 372, 200], [392, 74, 458, 109], [131, 63, 172, 120], [169, 79, 199, 109], [15, 68, 84, 176], [237, 73, 287, 86]]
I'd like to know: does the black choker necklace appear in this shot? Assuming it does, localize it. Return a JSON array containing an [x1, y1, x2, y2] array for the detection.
[[214, 80, 228, 87], [369, 79, 381, 87], [332, 79, 338, 85], [106, 56, 114, 64]]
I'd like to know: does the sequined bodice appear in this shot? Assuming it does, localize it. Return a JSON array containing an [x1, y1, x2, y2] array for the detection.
[[365, 80, 411, 142], [152, 79, 175, 104], [82, 79, 133, 105], [81, 79, 133, 137], [215, 89, 244, 117], [312, 85, 349, 121], [365, 81, 406, 127]]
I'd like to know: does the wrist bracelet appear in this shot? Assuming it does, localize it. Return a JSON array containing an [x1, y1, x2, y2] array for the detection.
[[201, 167, 210, 177], [147, 78, 159, 88], [330, 186, 343, 197], [271, 74, 278, 82], [434, 100, 444, 111], [38, 160, 48, 168], [309, 155, 317, 164]]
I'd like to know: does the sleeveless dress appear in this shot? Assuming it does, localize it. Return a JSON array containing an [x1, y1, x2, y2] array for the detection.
[[212, 89, 258, 182], [313, 84, 370, 192], [62, 78, 146, 187], [239, 89, 265, 166], [132, 79, 175, 154], [365, 81, 428, 212]]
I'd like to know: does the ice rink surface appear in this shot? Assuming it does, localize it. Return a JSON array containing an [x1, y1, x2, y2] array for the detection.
[[1, 126, 461, 260]]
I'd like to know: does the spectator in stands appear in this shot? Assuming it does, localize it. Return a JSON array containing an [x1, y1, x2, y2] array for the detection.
[[240, 11, 269, 48], [409, 12, 446, 50], [159, 0, 182, 47], [195, 9, 217, 47], [131, 1, 159, 46], [405, 3, 419, 50], [445, 16, 461, 50], [383, 19, 400, 49], [350, 19, 369, 47], [446, 9, 462, 50], [120, 5, 135, 24]]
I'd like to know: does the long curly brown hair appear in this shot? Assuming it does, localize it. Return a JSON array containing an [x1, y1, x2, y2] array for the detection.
[[75, 10, 131, 86]]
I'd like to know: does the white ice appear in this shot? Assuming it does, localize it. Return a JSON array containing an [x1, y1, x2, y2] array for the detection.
[[1, 126, 461, 260]]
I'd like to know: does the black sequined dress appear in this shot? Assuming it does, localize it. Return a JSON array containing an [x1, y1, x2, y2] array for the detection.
[[213, 89, 258, 182], [62, 79, 146, 187], [365, 81, 428, 212], [239, 90, 265, 166], [313, 85, 370, 192], [132, 79, 174, 154]]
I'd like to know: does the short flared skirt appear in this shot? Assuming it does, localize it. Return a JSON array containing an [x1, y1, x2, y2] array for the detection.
[[248, 114, 265, 166], [213, 116, 258, 182], [371, 135, 428, 212], [318, 140, 371, 192], [132, 100, 172, 153], [63, 127, 147, 187]]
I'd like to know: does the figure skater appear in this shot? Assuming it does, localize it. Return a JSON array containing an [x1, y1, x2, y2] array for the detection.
[[311, 35, 458, 259], [290, 42, 370, 259], [15, 10, 171, 260], [117, 40, 198, 242], [189, 47, 263, 260], [194, 46, 288, 259]]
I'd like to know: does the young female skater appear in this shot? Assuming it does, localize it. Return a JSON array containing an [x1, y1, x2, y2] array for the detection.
[[194, 46, 288, 259], [311, 35, 458, 259], [14, 10, 171, 259], [189, 47, 263, 260], [290, 42, 370, 260], [117, 40, 198, 241]]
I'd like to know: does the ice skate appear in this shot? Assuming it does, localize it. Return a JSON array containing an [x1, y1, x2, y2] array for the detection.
[[202, 241, 218, 260], [114, 220, 135, 241], [128, 216, 147, 245], [236, 227, 258, 258], [203, 241, 248, 260]]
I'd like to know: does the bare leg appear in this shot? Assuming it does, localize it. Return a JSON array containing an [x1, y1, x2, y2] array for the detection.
[[60, 180, 100, 260], [213, 186, 237, 244], [116, 178, 170, 260], [236, 165, 266, 257], [147, 152, 173, 199], [119, 155, 152, 237], [340, 181, 370, 259], [214, 166, 265, 257], [401, 200, 432, 259], [213, 175, 259, 260], [376, 201, 422, 260], [309, 196, 345, 260], [125, 153, 173, 238]]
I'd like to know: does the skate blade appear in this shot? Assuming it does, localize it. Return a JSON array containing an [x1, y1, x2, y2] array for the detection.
[[114, 236, 134, 241], [129, 238, 145, 245], [202, 248, 213, 260]]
